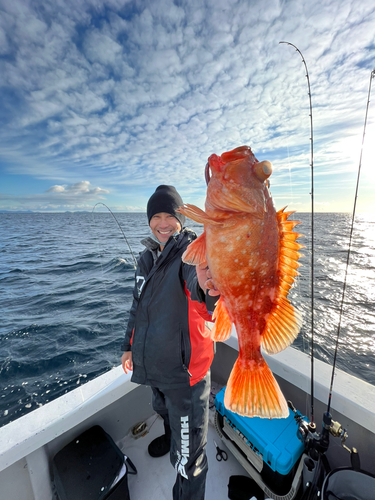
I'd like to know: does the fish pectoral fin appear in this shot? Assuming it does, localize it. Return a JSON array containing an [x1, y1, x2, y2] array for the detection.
[[224, 356, 288, 418], [219, 194, 265, 218], [177, 204, 222, 225], [261, 298, 302, 354], [181, 232, 207, 265], [210, 297, 232, 341]]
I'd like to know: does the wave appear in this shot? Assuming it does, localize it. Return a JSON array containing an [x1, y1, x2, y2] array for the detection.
[[100, 257, 136, 272], [1, 211, 374, 429]]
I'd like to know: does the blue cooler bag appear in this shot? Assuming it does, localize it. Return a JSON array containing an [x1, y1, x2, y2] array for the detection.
[[215, 387, 305, 496]]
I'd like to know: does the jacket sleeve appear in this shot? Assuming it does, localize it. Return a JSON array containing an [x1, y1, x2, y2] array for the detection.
[[182, 262, 205, 302], [121, 268, 140, 352], [182, 262, 216, 322]]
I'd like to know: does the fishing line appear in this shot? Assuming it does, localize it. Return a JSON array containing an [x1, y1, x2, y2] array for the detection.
[[89, 204, 138, 371], [326, 68, 375, 414], [285, 147, 309, 359], [92, 203, 137, 269], [280, 41, 315, 423], [287, 145, 294, 205], [90, 209, 117, 327]]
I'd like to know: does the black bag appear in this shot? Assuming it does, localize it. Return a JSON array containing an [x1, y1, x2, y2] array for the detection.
[[52, 425, 137, 500], [228, 475, 264, 500], [321, 467, 375, 500]]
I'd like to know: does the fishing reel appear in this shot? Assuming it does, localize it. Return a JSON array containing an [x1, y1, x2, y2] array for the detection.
[[287, 401, 350, 458], [328, 416, 351, 453]]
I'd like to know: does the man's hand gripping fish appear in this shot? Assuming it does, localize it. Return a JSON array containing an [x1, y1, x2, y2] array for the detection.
[[177, 146, 304, 418]]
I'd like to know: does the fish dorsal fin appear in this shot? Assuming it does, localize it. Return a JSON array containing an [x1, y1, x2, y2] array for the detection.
[[177, 204, 223, 225], [181, 232, 207, 266], [210, 296, 232, 342], [261, 207, 304, 354]]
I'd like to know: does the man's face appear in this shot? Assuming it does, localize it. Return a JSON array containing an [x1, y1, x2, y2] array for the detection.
[[149, 212, 181, 245]]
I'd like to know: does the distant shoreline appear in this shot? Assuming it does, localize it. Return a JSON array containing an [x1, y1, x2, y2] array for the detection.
[[0, 210, 355, 214], [0, 211, 147, 214]]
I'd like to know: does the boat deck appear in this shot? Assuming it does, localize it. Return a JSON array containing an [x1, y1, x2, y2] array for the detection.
[[2, 343, 375, 500], [117, 412, 251, 500]]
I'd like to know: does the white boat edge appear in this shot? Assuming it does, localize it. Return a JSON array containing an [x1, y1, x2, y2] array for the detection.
[[1, 333, 375, 499], [0, 366, 137, 471]]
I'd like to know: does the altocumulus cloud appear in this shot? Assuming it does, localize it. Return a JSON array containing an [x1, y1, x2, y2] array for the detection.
[[0, 0, 374, 212]]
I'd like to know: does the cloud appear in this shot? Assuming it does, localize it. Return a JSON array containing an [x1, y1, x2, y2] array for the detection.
[[46, 181, 109, 196], [47, 185, 66, 193], [83, 29, 123, 66], [0, 0, 374, 213], [0, 181, 109, 211]]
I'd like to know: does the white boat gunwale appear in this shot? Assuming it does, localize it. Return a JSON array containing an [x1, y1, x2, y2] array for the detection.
[[1, 333, 375, 500]]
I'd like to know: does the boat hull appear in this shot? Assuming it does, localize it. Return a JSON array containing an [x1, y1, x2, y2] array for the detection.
[[1, 337, 375, 500]]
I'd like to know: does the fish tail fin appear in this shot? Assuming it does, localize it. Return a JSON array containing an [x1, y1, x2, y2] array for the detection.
[[224, 356, 289, 418], [182, 232, 207, 265], [210, 297, 232, 341]]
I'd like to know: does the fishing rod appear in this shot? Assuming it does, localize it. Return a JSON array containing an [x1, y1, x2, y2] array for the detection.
[[279, 40, 334, 495], [277, 57, 374, 498], [92, 203, 137, 269], [287, 70, 375, 499], [280, 41, 315, 424], [327, 67, 375, 415]]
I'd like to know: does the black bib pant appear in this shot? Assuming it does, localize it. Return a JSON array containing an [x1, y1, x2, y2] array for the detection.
[[151, 371, 210, 500]]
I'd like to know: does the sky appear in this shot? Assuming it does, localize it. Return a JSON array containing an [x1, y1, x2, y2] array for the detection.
[[0, 0, 374, 214]]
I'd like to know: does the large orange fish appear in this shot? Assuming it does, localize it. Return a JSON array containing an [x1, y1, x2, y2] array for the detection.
[[178, 146, 303, 418]]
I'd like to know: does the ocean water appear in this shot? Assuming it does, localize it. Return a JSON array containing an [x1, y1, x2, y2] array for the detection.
[[0, 211, 374, 428]]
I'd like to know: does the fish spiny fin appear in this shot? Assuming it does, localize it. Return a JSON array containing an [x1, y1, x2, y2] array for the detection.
[[224, 356, 289, 418], [277, 207, 304, 280], [261, 298, 302, 354], [210, 297, 232, 341], [283, 231, 304, 242], [181, 232, 207, 266], [277, 206, 296, 221], [281, 240, 305, 252], [277, 206, 303, 231], [261, 207, 304, 354], [177, 204, 222, 225]]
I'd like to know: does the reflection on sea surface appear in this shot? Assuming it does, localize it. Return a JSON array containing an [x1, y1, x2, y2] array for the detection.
[[0, 212, 374, 427], [290, 213, 375, 385]]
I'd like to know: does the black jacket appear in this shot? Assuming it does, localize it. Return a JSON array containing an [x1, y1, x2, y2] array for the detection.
[[122, 228, 214, 389]]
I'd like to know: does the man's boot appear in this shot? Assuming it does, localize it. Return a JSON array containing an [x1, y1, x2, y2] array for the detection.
[[148, 416, 171, 457]]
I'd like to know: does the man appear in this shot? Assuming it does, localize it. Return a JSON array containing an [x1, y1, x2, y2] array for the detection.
[[121, 185, 217, 500]]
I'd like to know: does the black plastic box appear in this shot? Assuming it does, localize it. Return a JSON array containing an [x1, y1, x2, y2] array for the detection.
[[52, 425, 136, 500]]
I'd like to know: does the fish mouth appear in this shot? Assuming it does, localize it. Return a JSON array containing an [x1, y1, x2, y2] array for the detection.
[[205, 161, 211, 185]]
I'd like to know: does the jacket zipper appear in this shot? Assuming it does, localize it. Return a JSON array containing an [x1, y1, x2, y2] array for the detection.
[[181, 328, 192, 377]]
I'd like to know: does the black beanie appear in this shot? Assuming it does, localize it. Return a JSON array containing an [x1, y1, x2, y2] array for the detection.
[[147, 185, 185, 227]]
